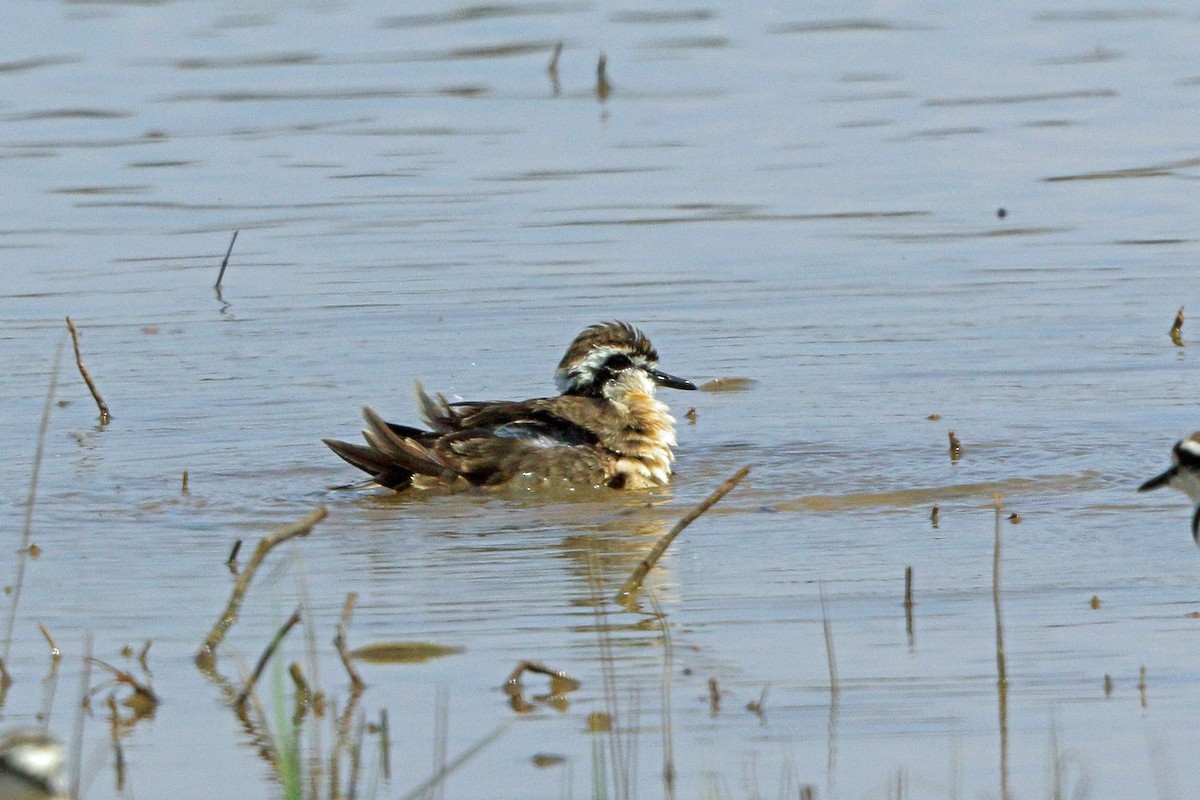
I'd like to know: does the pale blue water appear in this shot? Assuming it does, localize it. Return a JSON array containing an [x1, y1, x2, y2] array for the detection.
[[2, 1, 1200, 798]]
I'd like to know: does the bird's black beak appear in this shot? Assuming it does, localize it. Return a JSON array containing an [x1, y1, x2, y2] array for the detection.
[[648, 368, 697, 391], [1138, 467, 1177, 492]]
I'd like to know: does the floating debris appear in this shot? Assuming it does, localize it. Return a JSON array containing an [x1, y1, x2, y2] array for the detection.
[[997, 207, 1007, 219], [586, 711, 612, 733], [1089, 594, 1100, 609], [930, 505, 939, 528], [1170, 306, 1184, 346], [927, 412, 941, 421], [504, 660, 580, 713], [698, 377, 758, 392], [348, 642, 464, 664], [1103, 674, 1113, 697]]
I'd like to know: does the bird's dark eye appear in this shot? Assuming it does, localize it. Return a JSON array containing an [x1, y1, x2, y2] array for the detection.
[[605, 353, 633, 371]]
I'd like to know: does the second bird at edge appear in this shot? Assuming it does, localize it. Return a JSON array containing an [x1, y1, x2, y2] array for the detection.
[[323, 321, 697, 492], [1139, 432, 1200, 543]]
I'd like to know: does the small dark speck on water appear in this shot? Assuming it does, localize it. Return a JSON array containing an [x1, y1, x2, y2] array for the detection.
[[997, 207, 1007, 218], [1089, 594, 1100, 609], [930, 505, 939, 528]]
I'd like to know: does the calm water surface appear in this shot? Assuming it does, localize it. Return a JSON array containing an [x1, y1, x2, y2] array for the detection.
[[2, 1, 1200, 798]]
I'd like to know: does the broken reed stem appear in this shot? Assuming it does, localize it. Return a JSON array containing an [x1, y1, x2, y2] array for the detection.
[[3, 340, 64, 666], [616, 465, 750, 602], [196, 506, 327, 669], [65, 317, 109, 424], [214, 229, 239, 290], [38, 624, 61, 661], [819, 582, 839, 698], [236, 606, 302, 708], [226, 539, 243, 572], [334, 592, 365, 690]]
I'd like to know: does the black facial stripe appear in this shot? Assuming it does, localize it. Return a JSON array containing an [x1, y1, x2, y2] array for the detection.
[[1174, 441, 1200, 470]]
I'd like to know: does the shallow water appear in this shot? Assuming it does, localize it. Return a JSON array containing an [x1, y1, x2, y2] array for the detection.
[[3, 1, 1200, 798]]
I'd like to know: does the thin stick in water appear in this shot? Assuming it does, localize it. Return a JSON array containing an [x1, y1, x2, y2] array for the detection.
[[196, 506, 326, 670], [235, 607, 302, 708], [616, 465, 750, 602], [3, 340, 64, 665], [214, 230, 239, 290], [65, 317, 109, 424], [225, 539, 242, 573]]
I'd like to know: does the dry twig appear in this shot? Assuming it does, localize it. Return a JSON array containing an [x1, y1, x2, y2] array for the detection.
[[65, 317, 109, 424], [196, 506, 326, 670], [214, 230, 239, 291], [616, 466, 749, 601]]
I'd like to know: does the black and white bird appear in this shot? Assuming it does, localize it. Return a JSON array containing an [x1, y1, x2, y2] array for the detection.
[[1139, 432, 1200, 542]]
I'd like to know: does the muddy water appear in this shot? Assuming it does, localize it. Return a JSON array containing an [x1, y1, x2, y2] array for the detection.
[[2, 1, 1200, 798]]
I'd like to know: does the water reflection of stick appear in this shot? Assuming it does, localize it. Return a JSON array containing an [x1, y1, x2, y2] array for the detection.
[[903, 565, 915, 647], [65, 317, 109, 424], [334, 592, 365, 690], [196, 506, 327, 670], [615, 465, 750, 602], [819, 582, 839, 697], [992, 493, 1010, 800]]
